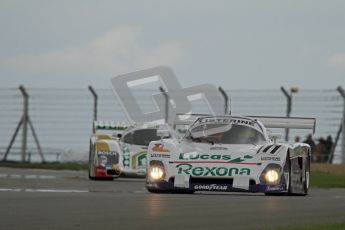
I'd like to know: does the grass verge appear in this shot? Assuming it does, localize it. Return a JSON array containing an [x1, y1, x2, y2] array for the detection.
[[310, 171, 345, 188], [274, 222, 345, 230]]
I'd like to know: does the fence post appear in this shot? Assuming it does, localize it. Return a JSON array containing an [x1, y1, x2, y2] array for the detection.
[[3, 86, 45, 162], [328, 123, 342, 163], [88, 86, 98, 121], [337, 86, 345, 163], [19, 86, 29, 162], [280, 86, 298, 142]]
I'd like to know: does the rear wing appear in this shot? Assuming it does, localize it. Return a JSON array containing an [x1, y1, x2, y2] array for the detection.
[[248, 116, 316, 134], [93, 121, 128, 134], [173, 114, 316, 134]]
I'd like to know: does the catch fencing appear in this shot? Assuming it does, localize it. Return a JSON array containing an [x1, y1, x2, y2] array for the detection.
[[0, 87, 343, 163]]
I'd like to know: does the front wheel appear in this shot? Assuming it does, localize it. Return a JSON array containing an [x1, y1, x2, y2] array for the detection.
[[302, 155, 310, 195]]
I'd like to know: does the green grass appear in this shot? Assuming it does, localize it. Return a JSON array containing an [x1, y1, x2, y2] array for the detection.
[[310, 171, 345, 188], [273, 222, 345, 230], [0, 161, 88, 171]]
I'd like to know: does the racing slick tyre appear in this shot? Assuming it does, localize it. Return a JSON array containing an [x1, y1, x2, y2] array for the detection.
[[287, 153, 308, 196], [301, 155, 310, 196]]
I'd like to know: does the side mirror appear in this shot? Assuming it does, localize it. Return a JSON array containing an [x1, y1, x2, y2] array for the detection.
[[157, 129, 170, 139], [269, 133, 282, 143]]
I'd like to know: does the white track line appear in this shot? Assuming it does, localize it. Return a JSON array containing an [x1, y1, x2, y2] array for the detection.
[[0, 174, 57, 179], [0, 188, 89, 193]]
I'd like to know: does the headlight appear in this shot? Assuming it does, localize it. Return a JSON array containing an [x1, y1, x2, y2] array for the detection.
[[149, 167, 165, 180], [148, 160, 165, 181], [265, 170, 279, 183], [260, 164, 282, 185]]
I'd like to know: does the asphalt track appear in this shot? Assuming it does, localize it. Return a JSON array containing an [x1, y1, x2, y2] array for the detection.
[[0, 167, 344, 230]]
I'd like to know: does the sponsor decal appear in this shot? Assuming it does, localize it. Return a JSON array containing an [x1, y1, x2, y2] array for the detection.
[[96, 150, 118, 156], [122, 145, 131, 168], [194, 184, 228, 191], [150, 153, 170, 159], [104, 162, 120, 169], [176, 163, 251, 177], [266, 185, 284, 191], [152, 144, 170, 152], [261, 156, 281, 161], [132, 151, 147, 169], [98, 151, 119, 165], [197, 118, 254, 126], [179, 153, 231, 161], [177, 153, 254, 164]]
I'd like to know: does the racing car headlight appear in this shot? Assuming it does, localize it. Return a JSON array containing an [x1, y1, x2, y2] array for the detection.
[[265, 170, 279, 184], [149, 161, 165, 181], [149, 167, 164, 180], [260, 164, 282, 185]]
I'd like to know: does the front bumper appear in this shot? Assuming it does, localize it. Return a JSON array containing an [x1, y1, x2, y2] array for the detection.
[[146, 178, 287, 193], [94, 165, 121, 178]]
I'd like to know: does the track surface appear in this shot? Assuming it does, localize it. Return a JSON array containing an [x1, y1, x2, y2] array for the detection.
[[1, 167, 345, 230]]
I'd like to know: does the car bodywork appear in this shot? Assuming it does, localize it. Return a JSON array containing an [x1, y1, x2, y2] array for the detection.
[[146, 115, 315, 195], [89, 121, 172, 179]]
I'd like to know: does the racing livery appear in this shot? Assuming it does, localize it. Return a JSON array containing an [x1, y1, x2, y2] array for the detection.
[[89, 121, 171, 179], [146, 115, 315, 195]]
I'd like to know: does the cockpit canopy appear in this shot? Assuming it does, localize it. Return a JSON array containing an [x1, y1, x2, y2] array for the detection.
[[185, 117, 267, 145], [122, 128, 162, 146]]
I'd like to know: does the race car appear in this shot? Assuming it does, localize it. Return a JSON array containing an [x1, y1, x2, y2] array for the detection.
[[89, 121, 175, 180], [146, 115, 315, 195]]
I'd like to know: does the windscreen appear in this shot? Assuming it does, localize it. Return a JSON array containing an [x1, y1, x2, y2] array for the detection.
[[122, 129, 161, 146], [186, 119, 266, 144]]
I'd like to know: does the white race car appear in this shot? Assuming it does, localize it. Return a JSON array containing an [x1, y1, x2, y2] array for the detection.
[[89, 121, 174, 179], [146, 115, 315, 195]]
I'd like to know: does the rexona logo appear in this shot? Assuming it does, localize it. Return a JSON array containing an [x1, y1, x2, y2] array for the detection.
[[176, 163, 251, 177]]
